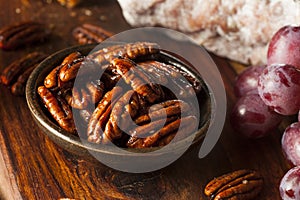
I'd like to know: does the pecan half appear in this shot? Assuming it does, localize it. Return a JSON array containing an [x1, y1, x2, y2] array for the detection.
[[0, 52, 46, 85], [10, 64, 37, 96], [44, 52, 82, 89], [38, 86, 76, 134], [0, 21, 50, 50], [127, 115, 198, 148], [87, 86, 123, 143], [73, 23, 113, 45], [138, 60, 201, 98], [204, 169, 264, 200], [57, 42, 160, 83], [64, 80, 104, 109], [112, 58, 164, 103], [88, 42, 160, 64]]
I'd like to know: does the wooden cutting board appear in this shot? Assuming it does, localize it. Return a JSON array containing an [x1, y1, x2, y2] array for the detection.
[[0, 0, 290, 199]]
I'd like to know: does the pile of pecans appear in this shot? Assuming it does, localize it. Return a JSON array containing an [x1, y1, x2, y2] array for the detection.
[[37, 42, 203, 148]]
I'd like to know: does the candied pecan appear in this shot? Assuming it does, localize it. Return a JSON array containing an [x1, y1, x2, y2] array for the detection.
[[204, 169, 263, 200], [0, 21, 50, 50], [87, 86, 123, 143], [127, 100, 196, 148], [58, 52, 85, 82], [57, 42, 160, 83], [127, 115, 198, 148], [0, 52, 46, 85], [73, 23, 113, 45], [134, 99, 191, 125], [112, 58, 164, 103], [11, 64, 37, 96], [88, 42, 160, 64], [44, 52, 82, 89], [138, 61, 200, 98], [38, 86, 76, 133], [64, 80, 104, 109], [79, 109, 93, 124], [102, 90, 142, 143]]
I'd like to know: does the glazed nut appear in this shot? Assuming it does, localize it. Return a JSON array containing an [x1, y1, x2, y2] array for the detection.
[[0, 52, 46, 86], [88, 42, 160, 64], [37, 86, 76, 134], [204, 169, 263, 200], [112, 57, 164, 103], [10, 64, 37, 96], [0, 21, 50, 50], [73, 23, 113, 45]]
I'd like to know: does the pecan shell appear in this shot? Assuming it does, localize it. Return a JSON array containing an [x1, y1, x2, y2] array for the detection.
[[204, 169, 263, 200]]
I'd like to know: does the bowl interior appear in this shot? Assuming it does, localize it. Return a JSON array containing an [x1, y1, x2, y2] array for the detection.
[[26, 43, 212, 158]]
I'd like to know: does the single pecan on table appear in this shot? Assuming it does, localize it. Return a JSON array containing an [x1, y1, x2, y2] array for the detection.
[[38, 41, 203, 148], [0, 52, 47, 95], [204, 169, 264, 200], [0, 21, 50, 50], [73, 23, 113, 45]]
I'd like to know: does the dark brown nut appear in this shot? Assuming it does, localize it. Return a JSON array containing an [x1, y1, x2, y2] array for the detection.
[[127, 100, 196, 148], [134, 99, 191, 125], [87, 86, 123, 143], [204, 169, 263, 200], [102, 90, 142, 144], [44, 52, 82, 89], [112, 58, 164, 103], [88, 42, 160, 64], [11, 64, 37, 96], [138, 61, 201, 98], [0, 52, 46, 85], [72, 23, 113, 45], [58, 52, 85, 82], [0, 21, 50, 50], [99, 64, 122, 90], [37, 86, 76, 134], [64, 80, 104, 109], [58, 42, 160, 83], [127, 115, 198, 148], [79, 109, 93, 124]]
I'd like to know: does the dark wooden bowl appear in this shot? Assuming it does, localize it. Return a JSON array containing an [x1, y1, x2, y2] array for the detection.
[[25, 43, 212, 172]]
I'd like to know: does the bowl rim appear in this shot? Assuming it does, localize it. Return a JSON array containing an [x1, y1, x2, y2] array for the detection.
[[26, 43, 212, 157]]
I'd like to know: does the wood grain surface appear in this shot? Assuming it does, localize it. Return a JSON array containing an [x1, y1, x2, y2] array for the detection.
[[0, 0, 291, 199]]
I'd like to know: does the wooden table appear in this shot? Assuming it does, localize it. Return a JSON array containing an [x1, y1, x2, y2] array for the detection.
[[0, 0, 291, 199]]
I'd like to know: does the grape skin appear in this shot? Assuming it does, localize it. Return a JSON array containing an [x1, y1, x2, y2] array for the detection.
[[282, 122, 300, 166], [280, 166, 300, 200], [268, 25, 300, 69], [258, 64, 300, 115], [230, 94, 282, 138], [234, 65, 265, 97]]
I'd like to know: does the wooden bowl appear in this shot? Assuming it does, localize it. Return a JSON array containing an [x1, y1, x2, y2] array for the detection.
[[25, 43, 212, 172]]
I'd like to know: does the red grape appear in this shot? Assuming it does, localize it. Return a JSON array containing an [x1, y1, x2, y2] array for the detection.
[[230, 94, 282, 138], [282, 122, 300, 166], [279, 166, 300, 200], [268, 25, 300, 69], [258, 64, 300, 115], [234, 65, 265, 97]]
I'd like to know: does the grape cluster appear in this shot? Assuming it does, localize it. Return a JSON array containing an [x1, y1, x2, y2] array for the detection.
[[230, 25, 300, 200]]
